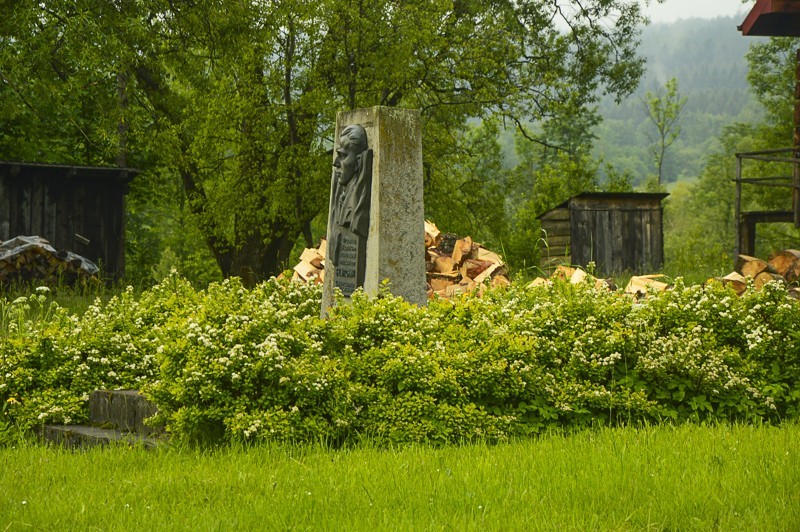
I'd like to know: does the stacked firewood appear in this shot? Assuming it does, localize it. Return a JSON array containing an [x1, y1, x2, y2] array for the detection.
[[289, 240, 327, 285], [0, 236, 99, 285], [527, 266, 620, 292], [289, 233, 800, 301], [529, 266, 675, 299], [716, 250, 800, 298], [424, 221, 510, 298], [287, 221, 511, 298]]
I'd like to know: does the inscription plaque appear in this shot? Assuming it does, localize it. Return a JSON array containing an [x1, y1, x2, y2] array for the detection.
[[333, 230, 363, 296]]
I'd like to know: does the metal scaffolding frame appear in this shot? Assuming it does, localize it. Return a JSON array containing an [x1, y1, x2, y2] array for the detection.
[[734, 148, 800, 258]]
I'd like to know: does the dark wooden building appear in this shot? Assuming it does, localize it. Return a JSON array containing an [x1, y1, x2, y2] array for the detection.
[[537, 192, 669, 276], [0, 162, 137, 278]]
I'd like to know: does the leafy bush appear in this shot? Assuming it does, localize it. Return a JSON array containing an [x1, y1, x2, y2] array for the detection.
[[0, 277, 196, 431], [1, 273, 799, 445]]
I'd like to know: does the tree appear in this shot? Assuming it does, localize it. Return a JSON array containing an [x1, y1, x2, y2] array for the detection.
[[663, 37, 800, 277], [642, 77, 687, 188], [1, 0, 652, 280], [747, 37, 797, 136]]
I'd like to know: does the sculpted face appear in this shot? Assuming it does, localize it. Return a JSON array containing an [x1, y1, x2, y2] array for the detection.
[[334, 135, 359, 186], [334, 125, 368, 186]]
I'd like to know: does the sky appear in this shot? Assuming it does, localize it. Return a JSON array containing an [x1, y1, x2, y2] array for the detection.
[[645, 0, 752, 23]]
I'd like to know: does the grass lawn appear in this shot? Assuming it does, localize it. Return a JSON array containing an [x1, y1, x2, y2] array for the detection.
[[1, 423, 798, 530]]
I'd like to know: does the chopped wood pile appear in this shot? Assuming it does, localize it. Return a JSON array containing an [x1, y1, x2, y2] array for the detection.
[[525, 265, 674, 297], [0, 236, 99, 285], [290, 242, 327, 285], [424, 221, 510, 298], [527, 265, 617, 292], [624, 274, 670, 297], [715, 251, 800, 298], [287, 221, 511, 298], [528, 250, 800, 300], [289, 230, 800, 301]]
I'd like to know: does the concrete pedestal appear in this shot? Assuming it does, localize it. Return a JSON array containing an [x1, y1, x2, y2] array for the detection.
[[322, 106, 427, 316]]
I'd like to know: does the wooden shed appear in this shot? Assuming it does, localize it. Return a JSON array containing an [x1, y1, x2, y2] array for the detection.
[[0, 162, 138, 279], [537, 192, 668, 276]]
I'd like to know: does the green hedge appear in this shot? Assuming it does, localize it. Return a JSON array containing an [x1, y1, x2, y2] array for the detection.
[[2, 275, 799, 445]]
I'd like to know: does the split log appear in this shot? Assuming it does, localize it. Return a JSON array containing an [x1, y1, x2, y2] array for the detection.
[[429, 272, 460, 292], [299, 247, 325, 269], [451, 237, 475, 265], [433, 255, 458, 274], [424, 220, 442, 249], [599, 278, 617, 291], [625, 275, 669, 297], [445, 279, 476, 298], [293, 260, 323, 284], [460, 259, 493, 281], [735, 254, 773, 278], [719, 271, 747, 296], [788, 260, 800, 285], [524, 265, 613, 292], [567, 268, 613, 291], [0, 236, 98, 286], [753, 271, 784, 290], [527, 277, 550, 288], [767, 249, 800, 278], [552, 265, 576, 281], [491, 275, 511, 288], [474, 263, 502, 285], [476, 247, 503, 265], [570, 268, 588, 285]]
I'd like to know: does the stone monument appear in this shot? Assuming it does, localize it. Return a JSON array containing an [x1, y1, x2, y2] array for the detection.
[[321, 106, 427, 316]]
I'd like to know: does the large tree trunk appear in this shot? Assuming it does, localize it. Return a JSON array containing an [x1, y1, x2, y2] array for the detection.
[[223, 229, 298, 282]]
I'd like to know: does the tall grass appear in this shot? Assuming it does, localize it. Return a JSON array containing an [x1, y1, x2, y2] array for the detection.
[[2, 423, 798, 530], [0, 280, 129, 338]]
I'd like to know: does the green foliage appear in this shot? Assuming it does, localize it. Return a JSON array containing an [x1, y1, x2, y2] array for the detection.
[[0, 1, 649, 280], [0, 277, 199, 430], [662, 125, 743, 279], [594, 16, 763, 187], [2, 275, 799, 446], [424, 120, 511, 251], [662, 36, 800, 278], [747, 38, 796, 133], [642, 77, 686, 188]]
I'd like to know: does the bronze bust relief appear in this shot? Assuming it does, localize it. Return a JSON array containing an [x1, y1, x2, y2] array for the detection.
[[329, 124, 372, 296]]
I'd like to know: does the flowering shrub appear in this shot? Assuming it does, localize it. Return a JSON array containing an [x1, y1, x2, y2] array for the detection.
[[0, 276, 196, 431], [1, 273, 798, 445]]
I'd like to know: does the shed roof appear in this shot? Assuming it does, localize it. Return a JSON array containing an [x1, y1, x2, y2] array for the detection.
[[0, 161, 139, 182], [536, 192, 669, 219], [739, 0, 800, 36]]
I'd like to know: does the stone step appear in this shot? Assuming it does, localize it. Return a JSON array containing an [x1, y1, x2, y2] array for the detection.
[[88, 390, 162, 435], [41, 424, 163, 449]]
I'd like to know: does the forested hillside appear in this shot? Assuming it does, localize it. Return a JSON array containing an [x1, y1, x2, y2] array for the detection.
[[595, 15, 765, 186]]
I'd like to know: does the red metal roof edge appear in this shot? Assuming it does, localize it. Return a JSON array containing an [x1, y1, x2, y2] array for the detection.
[[739, 0, 800, 36], [738, 0, 770, 35]]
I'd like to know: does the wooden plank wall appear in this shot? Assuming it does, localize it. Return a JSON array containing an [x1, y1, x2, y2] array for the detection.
[[570, 196, 664, 275], [539, 207, 571, 272], [0, 166, 128, 278]]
